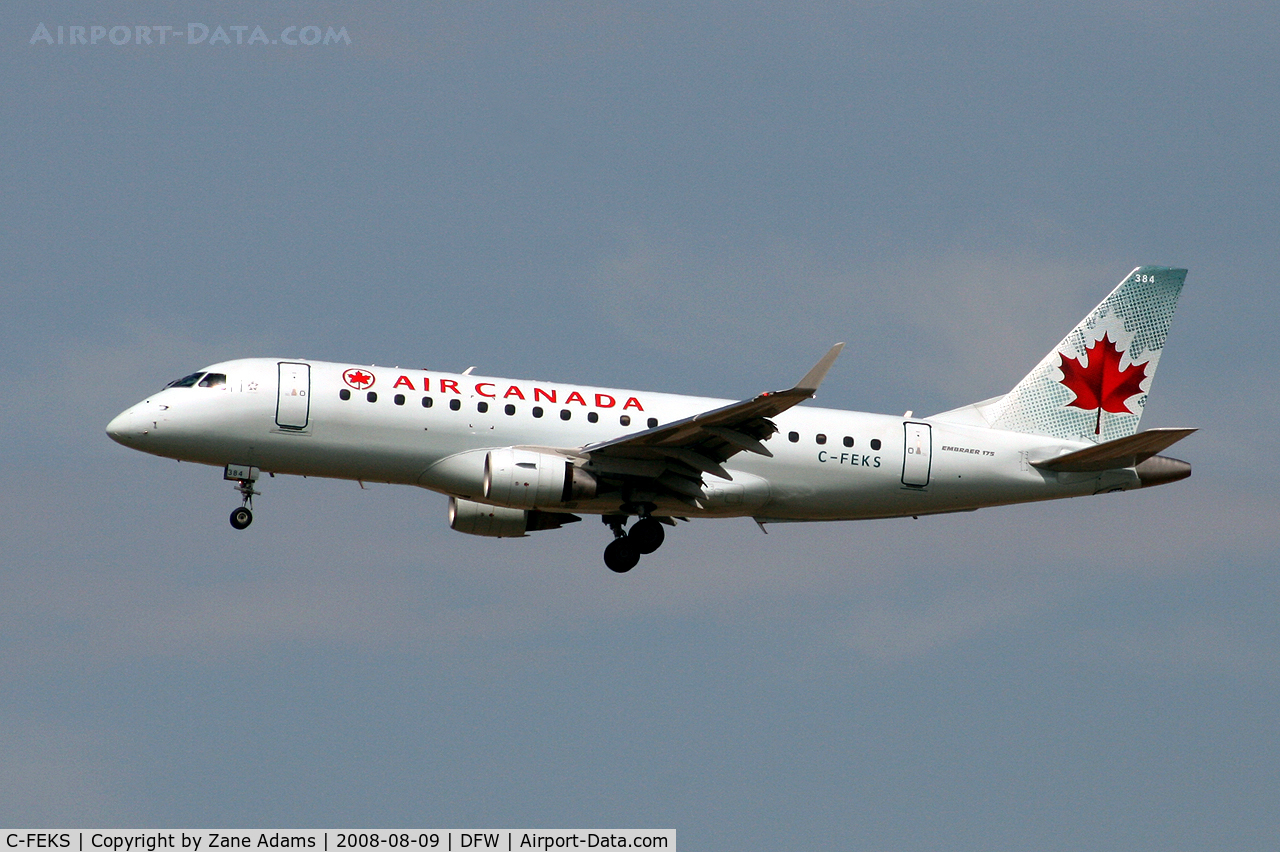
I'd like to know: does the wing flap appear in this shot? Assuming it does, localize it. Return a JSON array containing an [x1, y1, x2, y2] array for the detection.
[[703, 426, 773, 457], [658, 447, 733, 480]]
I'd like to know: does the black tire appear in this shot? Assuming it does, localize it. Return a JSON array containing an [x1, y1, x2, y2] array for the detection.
[[603, 537, 640, 573], [230, 507, 253, 530], [629, 517, 665, 554]]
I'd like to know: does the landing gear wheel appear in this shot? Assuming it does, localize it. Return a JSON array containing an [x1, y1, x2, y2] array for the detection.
[[629, 517, 665, 554], [603, 537, 640, 573], [230, 506, 253, 530]]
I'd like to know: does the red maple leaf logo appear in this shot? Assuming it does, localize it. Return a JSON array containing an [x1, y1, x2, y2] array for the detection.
[[1058, 332, 1149, 434], [343, 369, 375, 390]]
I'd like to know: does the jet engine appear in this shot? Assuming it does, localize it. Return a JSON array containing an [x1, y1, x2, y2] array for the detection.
[[483, 448, 597, 509], [448, 497, 580, 538]]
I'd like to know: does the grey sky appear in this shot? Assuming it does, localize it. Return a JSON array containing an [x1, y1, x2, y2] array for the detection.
[[3, 2, 1277, 846]]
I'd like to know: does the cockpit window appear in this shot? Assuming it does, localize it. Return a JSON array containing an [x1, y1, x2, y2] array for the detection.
[[165, 372, 204, 388], [198, 373, 227, 388]]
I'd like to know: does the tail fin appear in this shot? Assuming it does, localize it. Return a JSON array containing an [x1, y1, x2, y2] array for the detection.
[[953, 266, 1186, 443]]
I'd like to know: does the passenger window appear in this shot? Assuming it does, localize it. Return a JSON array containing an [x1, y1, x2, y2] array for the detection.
[[843, 436, 854, 447], [560, 410, 571, 421], [533, 406, 544, 418], [366, 392, 377, 403], [198, 373, 226, 388], [620, 415, 631, 427], [588, 412, 599, 423], [339, 389, 351, 401], [165, 372, 204, 389], [505, 404, 516, 415], [394, 394, 406, 406], [449, 398, 461, 411], [788, 432, 799, 443], [816, 434, 827, 445], [871, 438, 882, 450], [647, 418, 658, 429], [422, 396, 433, 408], [477, 401, 489, 413]]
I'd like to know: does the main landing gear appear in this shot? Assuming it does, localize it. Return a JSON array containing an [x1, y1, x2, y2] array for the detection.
[[602, 513, 668, 573], [224, 464, 260, 530]]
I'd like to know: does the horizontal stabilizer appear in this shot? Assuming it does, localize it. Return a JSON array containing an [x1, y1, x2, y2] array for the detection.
[[1032, 427, 1197, 472]]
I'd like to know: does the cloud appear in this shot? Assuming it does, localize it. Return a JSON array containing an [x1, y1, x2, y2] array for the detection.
[[837, 575, 1062, 664], [1066, 616, 1280, 675], [0, 717, 142, 824], [7, 472, 1266, 678]]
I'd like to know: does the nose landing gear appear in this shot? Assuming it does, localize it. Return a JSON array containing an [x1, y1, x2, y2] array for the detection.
[[224, 464, 260, 530], [601, 512, 668, 573], [230, 505, 253, 530]]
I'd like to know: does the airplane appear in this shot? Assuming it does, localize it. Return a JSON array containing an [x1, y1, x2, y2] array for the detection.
[[106, 266, 1194, 573]]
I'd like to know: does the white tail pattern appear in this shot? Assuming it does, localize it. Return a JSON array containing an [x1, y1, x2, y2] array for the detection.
[[951, 267, 1186, 443]]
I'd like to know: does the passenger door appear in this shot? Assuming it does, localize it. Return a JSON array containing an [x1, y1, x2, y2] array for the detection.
[[276, 362, 311, 430], [902, 422, 932, 487]]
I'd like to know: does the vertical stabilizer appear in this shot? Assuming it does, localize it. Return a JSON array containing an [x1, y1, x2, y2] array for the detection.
[[973, 266, 1186, 443]]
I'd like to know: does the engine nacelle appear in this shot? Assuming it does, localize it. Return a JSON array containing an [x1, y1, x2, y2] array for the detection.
[[483, 448, 597, 509], [448, 498, 580, 538]]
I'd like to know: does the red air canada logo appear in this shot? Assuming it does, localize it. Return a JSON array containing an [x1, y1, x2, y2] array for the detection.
[[343, 368, 375, 390], [1057, 332, 1149, 434]]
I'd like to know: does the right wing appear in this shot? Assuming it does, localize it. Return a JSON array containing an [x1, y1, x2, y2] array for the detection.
[[560, 344, 844, 507]]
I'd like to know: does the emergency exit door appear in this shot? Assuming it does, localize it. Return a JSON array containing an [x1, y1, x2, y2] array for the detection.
[[276, 362, 311, 430], [902, 422, 932, 487]]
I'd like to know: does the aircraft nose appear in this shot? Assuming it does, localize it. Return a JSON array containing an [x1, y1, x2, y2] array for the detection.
[[106, 404, 147, 446]]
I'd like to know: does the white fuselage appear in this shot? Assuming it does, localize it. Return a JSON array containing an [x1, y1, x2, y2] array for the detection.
[[106, 358, 1131, 523]]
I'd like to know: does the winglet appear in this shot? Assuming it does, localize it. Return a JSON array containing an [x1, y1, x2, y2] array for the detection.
[[795, 343, 845, 394]]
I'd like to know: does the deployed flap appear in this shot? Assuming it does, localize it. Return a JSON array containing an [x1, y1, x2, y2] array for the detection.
[[1032, 427, 1196, 472], [577, 344, 844, 506]]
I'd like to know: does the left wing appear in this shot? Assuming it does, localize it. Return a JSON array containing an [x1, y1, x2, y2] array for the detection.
[[562, 344, 844, 507]]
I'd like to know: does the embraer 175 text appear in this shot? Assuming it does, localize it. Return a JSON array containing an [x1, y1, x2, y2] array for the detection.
[[108, 267, 1194, 573]]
